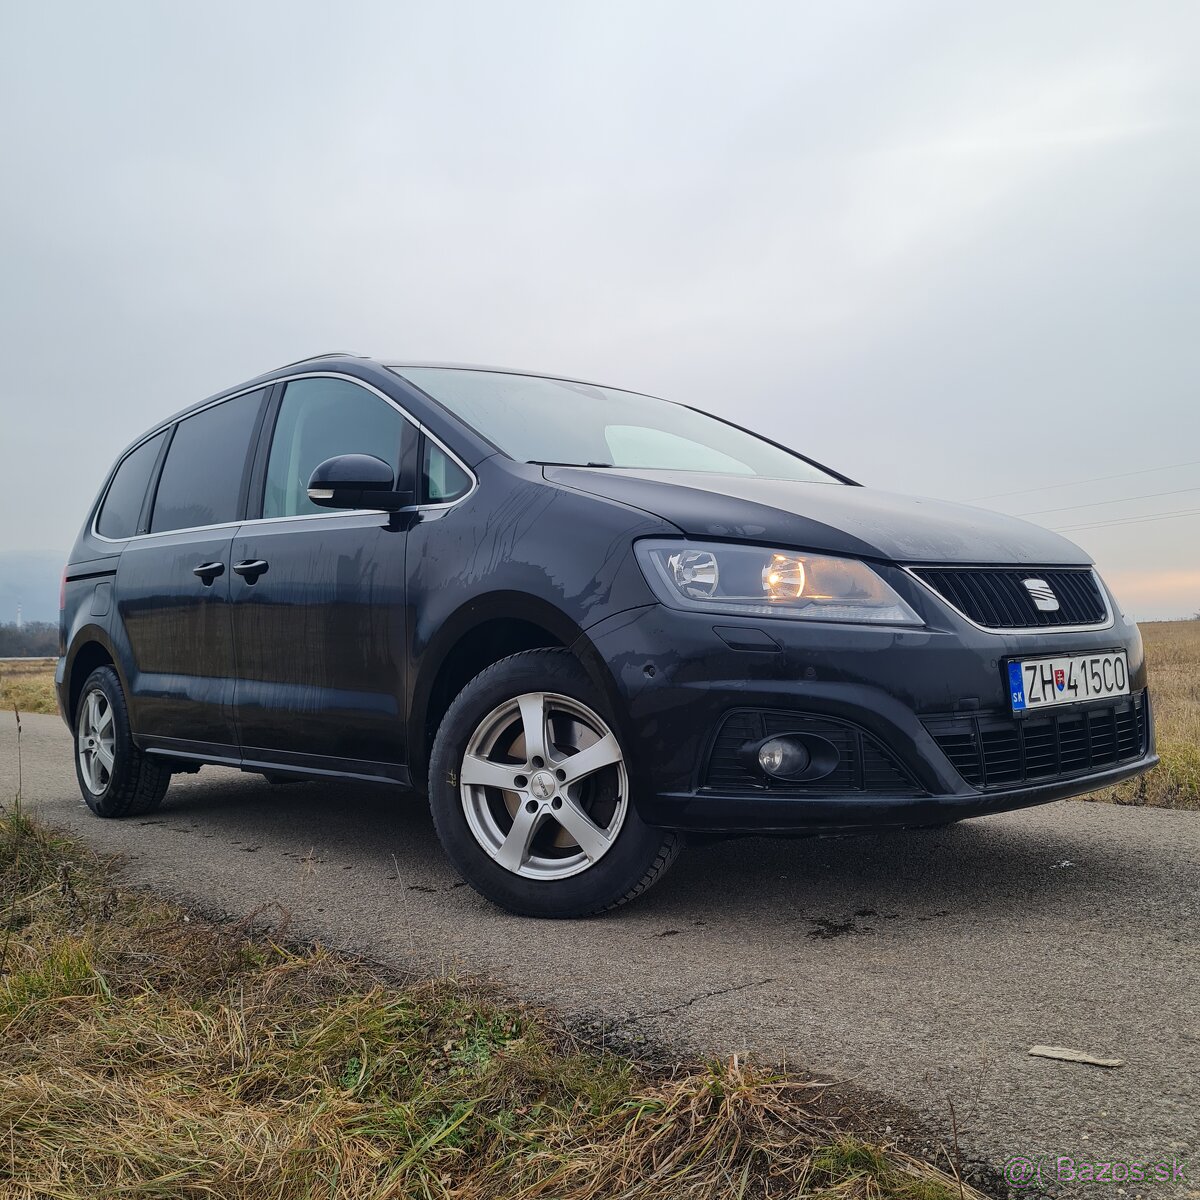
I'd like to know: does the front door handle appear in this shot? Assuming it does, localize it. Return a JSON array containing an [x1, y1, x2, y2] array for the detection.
[[192, 561, 225, 585], [232, 559, 269, 583]]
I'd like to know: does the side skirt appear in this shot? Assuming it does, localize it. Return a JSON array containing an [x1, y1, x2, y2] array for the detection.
[[136, 734, 412, 787]]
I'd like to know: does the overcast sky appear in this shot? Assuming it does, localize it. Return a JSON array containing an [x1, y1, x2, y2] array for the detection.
[[2, 1, 1197, 618]]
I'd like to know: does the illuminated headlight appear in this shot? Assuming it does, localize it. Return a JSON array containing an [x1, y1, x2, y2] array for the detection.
[[635, 539, 922, 625]]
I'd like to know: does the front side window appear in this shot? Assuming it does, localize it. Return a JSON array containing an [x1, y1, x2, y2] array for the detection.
[[263, 378, 415, 519], [393, 367, 840, 484], [150, 390, 266, 533], [96, 430, 166, 538]]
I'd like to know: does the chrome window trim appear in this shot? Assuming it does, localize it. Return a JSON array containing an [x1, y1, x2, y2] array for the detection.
[[902, 565, 1115, 635], [90, 379, 273, 545], [91, 371, 478, 544]]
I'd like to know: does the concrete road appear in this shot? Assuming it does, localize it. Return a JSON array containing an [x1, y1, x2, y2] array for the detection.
[[5, 712, 1198, 1196]]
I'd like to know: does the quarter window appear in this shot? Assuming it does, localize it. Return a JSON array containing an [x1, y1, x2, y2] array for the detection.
[[96, 430, 167, 538], [263, 378, 414, 519], [150, 390, 266, 533], [422, 440, 472, 503]]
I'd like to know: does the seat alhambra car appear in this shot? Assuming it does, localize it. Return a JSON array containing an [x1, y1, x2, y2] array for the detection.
[[58, 353, 1157, 916]]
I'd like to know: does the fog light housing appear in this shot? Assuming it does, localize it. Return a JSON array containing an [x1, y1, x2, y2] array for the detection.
[[757, 736, 811, 779]]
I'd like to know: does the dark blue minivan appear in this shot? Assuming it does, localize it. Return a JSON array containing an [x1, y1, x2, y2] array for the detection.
[[58, 353, 1156, 915]]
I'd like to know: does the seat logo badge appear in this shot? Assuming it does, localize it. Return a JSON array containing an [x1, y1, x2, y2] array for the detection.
[[1023, 578, 1060, 612]]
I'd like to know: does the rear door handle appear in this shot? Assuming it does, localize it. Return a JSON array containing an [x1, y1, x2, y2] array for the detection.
[[232, 559, 269, 583], [192, 561, 225, 585]]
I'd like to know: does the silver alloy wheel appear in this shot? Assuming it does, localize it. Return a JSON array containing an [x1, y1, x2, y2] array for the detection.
[[77, 688, 116, 796], [460, 691, 629, 880]]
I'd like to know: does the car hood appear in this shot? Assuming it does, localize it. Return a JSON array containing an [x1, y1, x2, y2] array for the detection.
[[543, 467, 1091, 565]]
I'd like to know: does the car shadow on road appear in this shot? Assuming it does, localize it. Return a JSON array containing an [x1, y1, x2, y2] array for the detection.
[[144, 769, 1153, 932]]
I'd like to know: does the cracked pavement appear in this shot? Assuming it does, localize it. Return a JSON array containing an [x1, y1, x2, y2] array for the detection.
[[6, 712, 1199, 1195]]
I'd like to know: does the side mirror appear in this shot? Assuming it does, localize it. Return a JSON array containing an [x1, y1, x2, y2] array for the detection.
[[306, 454, 414, 511]]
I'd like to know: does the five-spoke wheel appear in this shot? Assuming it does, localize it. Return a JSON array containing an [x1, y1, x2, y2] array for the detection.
[[77, 688, 117, 796], [72, 666, 170, 817], [428, 649, 680, 917], [460, 690, 628, 880]]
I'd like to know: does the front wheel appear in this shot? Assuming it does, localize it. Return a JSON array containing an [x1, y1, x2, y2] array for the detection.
[[428, 649, 680, 917]]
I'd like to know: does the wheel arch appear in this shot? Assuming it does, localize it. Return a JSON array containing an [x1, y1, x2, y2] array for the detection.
[[63, 628, 123, 731], [409, 593, 620, 789]]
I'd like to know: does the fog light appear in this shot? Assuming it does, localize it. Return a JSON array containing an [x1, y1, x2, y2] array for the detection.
[[757, 737, 811, 778]]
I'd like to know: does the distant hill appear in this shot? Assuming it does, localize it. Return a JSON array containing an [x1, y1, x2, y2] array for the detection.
[[0, 551, 64, 625]]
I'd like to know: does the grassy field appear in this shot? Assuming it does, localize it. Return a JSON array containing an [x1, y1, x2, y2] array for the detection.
[[1096, 619, 1200, 809], [0, 802, 980, 1200], [0, 657, 57, 716]]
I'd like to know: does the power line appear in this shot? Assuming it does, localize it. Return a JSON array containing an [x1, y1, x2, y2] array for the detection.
[[1050, 506, 1200, 533], [968, 459, 1200, 502], [1017, 485, 1200, 517]]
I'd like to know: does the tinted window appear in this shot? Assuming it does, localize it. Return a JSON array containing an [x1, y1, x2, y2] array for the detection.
[[263, 378, 414, 519], [423, 440, 472, 503], [96, 430, 166, 538], [150, 390, 265, 533]]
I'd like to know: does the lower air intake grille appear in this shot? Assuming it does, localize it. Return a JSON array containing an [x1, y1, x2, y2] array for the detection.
[[924, 691, 1148, 790], [911, 567, 1108, 629], [703, 710, 923, 796]]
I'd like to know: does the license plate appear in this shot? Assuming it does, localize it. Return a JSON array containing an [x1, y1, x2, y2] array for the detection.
[[1008, 651, 1129, 712]]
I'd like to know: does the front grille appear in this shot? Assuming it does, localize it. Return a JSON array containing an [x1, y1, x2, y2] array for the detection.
[[911, 567, 1108, 629], [924, 691, 1148, 790], [704, 710, 923, 796]]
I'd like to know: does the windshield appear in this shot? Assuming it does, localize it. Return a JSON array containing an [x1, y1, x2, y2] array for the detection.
[[391, 367, 841, 484]]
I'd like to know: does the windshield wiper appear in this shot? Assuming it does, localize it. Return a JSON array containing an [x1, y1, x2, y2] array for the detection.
[[528, 460, 615, 468]]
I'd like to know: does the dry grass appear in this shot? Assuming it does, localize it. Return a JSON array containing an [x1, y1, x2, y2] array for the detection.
[[0, 797, 981, 1200], [0, 658, 58, 717], [1090, 619, 1200, 810]]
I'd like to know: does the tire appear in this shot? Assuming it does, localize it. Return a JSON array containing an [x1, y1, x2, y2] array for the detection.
[[73, 666, 170, 818], [428, 649, 680, 917]]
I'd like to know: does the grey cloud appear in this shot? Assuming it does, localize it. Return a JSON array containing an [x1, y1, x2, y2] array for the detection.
[[1, 0, 1197, 617]]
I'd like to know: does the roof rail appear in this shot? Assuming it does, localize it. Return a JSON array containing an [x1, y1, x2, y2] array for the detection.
[[271, 350, 368, 372]]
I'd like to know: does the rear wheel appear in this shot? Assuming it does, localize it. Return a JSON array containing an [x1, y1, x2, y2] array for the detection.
[[74, 666, 170, 817], [428, 649, 680, 917]]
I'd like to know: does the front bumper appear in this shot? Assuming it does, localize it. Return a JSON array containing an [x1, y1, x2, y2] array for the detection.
[[636, 757, 1156, 833], [582, 589, 1157, 834]]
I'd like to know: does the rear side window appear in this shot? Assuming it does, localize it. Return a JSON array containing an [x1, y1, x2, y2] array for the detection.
[[150, 389, 266, 533], [96, 430, 167, 538], [263, 378, 415, 518]]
